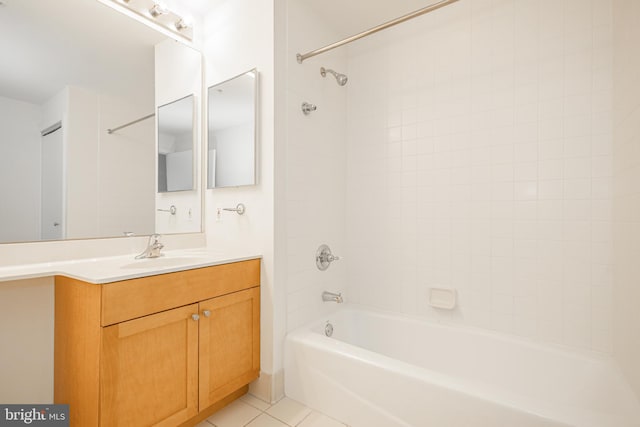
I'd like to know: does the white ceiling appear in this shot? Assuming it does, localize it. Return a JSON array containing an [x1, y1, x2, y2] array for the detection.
[[208, 72, 256, 131], [0, 0, 453, 106], [295, 0, 447, 40], [162, 0, 215, 22], [0, 0, 165, 105]]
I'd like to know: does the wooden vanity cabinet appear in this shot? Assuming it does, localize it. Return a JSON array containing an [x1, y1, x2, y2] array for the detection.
[[54, 259, 260, 427], [199, 287, 260, 409], [100, 304, 200, 427]]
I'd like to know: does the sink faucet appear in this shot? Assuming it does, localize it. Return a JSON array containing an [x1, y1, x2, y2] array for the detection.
[[135, 234, 164, 259], [322, 291, 343, 303]]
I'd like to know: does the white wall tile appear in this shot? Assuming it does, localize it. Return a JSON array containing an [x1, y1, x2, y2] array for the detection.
[[284, 1, 348, 331], [343, 0, 613, 352], [539, 159, 564, 180]]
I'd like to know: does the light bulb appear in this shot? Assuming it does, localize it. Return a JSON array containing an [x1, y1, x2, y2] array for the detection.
[[175, 18, 190, 31], [149, 3, 168, 17]]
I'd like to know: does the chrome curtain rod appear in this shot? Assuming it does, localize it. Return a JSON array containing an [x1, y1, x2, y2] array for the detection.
[[41, 121, 62, 137], [107, 113, 155, 134], [296, 0, 460, 63]]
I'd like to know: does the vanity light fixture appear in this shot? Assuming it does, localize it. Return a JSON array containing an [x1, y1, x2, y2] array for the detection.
[[106, 0, 193, 41]]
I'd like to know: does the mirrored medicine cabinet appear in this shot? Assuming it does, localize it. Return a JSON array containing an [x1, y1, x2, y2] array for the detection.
[[158, 95, 195, 193], [207, 69, 258, 189]]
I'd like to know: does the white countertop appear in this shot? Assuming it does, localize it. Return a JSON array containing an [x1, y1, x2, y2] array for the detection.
[[0, 249, 262, 284]]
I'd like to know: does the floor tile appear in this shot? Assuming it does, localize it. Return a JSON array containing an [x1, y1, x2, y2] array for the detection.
[[297, 411, 346, 427], [195, 422, 213, 427], [206, 400, 262, 427], [246, 413, 289, 427], [241, 393, 272, 411], [266, 397, 312, 426]]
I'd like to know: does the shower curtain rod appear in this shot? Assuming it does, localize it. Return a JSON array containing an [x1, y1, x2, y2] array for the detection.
[[107, 113, 155, 134], [296, 0, 460, 63], [41, 121, 62, 137]]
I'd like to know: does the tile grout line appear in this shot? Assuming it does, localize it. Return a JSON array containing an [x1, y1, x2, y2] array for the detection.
[[241, 411, 264, 427], [203, 396, 347, 427], [241, 395, 283, 427], [265, 411, 295, 426], [294, 410, 314, 427]]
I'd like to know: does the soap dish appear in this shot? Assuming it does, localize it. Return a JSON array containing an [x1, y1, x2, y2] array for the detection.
[[429, 287, 457, 310]]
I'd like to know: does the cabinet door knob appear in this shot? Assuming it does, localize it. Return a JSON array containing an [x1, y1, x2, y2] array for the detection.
[[203, 310, 211, 317], [191, 314, 200, 321]]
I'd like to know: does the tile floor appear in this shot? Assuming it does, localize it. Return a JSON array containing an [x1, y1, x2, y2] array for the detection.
[[195, 395, 349, 427]]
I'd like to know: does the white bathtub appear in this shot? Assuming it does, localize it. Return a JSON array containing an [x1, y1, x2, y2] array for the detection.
[[284, 305, 640, 427]]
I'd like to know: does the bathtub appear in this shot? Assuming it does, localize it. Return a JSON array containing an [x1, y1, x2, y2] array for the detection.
[[284, 305, 640, 427]]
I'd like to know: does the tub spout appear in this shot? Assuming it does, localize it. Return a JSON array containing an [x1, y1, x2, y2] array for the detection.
[[322, 291, 343, 303]]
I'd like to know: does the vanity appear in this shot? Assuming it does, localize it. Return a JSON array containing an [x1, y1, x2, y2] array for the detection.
[[44, 255, 261, 427], [1, 0, 263, 423]]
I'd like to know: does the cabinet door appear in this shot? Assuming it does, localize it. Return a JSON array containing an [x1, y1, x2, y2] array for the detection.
[[100, 304, 199, 427], [199, 287, 260, 409]]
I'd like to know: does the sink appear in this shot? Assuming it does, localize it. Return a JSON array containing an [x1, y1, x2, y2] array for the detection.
[[119, 256, 211, 270]]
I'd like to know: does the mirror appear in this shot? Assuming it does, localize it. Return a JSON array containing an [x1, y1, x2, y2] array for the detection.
[[207, 69, 257, 188], [0, 0, 203, 243], [158, 95, 195, 193]]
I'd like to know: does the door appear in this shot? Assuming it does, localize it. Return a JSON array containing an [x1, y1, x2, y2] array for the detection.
[[100, 304, 199, 427], [41, 126, 64, 240], [199, 287, 260, 409]]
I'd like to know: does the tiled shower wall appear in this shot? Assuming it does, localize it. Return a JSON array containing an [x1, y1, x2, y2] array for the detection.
[[284, 1, 348, 331], [346, 0, 613, 351]]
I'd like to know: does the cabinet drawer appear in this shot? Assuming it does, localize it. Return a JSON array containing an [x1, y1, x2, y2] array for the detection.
[[101, 259, 260, 326]]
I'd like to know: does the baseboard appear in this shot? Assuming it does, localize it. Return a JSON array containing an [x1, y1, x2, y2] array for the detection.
[[249, 369, 285, 404]]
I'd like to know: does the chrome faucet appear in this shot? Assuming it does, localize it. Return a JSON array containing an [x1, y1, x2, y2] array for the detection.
[[322, 291, 343, 303], [135, 234, 164, 259]]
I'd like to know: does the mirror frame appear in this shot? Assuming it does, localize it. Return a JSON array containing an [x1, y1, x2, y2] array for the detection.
[[207, 68, 258, 189]]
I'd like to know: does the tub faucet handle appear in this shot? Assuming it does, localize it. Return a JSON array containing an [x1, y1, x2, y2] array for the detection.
[[326, 253, 340, 262], [316, 244, 341, 271]]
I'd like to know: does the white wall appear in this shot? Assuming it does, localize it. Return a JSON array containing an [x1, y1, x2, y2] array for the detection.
[[202, 0, 279, 401], [155, 39, 203, 234], [0, 278, 54, 404], [210, 123, 254, 187], [166, 150, 194, 191], [174, 131, 194, 152], [98, 92, 155, 237], [344, 0, 613, 352], [283, 1, 348, 331], [613, 0, 640, 398], [40, 85, 155, 239], [40, 88, 69, 238], [65, 86, 101, 239], [159, 131, 195, 192], [36, 86, 100, 240], [0, 96, 42, 242], [40, 85, 102, 239]]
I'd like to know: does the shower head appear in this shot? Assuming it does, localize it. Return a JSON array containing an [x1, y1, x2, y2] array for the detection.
[[320, 67, 348, 86]]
